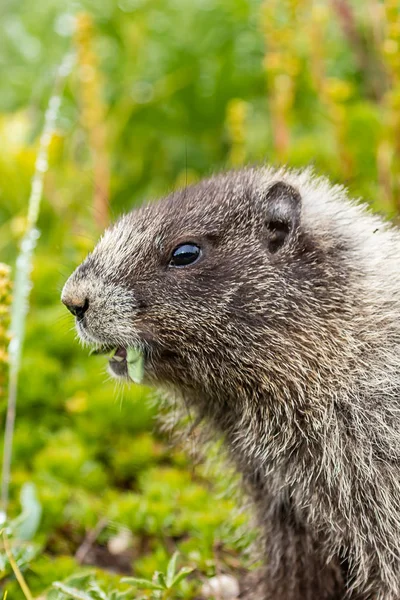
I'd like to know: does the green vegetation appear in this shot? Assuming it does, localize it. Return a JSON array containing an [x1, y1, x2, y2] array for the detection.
[[1, 0, 400, 598]]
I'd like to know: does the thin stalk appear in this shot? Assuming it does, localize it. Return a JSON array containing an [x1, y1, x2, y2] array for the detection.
[[2, 532, 33, 600], [0, 52, 74, 522]]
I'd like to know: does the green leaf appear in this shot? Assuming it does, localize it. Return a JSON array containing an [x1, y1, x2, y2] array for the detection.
[[13, 483, 42, 541], [110, 592, 132, 600], [165, 552, 179, 588], [155, 571, 167, 589], [121, 577, 164, 591], [171, 567, 194, 587], [88, 581, 108, 600], [127, 347, 144, 384], [46, 591, 64, 600], [63, 573, 94, 589], [52, 582, 95, 600]]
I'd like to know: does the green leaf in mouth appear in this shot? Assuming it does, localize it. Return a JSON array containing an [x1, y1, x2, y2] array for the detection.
[[126, 347, 144, 384], [90, 346, 144, 384]]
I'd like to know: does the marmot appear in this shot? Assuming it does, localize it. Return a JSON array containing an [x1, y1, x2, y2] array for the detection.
[[62, 167, 400, 600]]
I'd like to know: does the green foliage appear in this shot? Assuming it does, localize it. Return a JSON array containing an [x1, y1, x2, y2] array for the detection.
[[49, 572, 134, 600], [1, 0, 400, 598], [122, 551, 194, 599]]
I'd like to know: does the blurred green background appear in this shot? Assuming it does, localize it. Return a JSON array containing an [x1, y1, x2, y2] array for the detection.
[[1, 0, 400, 598]]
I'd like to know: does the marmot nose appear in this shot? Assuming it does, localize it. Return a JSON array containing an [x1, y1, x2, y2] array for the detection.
[[63, 297, 89, 320]]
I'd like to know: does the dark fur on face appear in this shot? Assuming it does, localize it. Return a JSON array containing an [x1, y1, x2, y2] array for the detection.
[[62, 167, 400, 600]]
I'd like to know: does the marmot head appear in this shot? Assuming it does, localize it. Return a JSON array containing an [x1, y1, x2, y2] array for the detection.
[[62, 167, 374, 409]]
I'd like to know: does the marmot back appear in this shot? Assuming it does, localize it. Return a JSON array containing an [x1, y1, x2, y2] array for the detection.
[[62, 167, 400, 600]]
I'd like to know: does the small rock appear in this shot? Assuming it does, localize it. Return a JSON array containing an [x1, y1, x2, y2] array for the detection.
[[201, 574, 240, 599], [107, 529, 132, 555]]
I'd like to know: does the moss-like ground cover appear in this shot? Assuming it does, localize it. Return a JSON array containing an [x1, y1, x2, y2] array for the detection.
[[1, 0, 399, 597]]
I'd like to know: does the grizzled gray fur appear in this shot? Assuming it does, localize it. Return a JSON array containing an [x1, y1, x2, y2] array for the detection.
[[62, 167, 400, 599]]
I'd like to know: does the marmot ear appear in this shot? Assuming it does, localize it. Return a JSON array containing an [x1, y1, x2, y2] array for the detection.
[[263, 181, 301, 254]]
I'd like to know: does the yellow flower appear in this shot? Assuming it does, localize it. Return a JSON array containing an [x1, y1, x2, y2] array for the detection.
[[0, 264, 12, 402], [74, 12, 110, 230], [226, 99, 249, 167]]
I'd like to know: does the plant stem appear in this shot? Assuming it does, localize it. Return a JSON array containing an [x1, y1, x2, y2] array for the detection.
[[0, 52, 74, 522], [2, 532, 33, 600]]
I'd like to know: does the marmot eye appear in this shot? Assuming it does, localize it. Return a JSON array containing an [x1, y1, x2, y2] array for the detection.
[[170, 243, 202, 267]]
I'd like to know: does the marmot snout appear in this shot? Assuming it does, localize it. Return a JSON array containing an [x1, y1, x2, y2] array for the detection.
[[63, 167, 400, 600]]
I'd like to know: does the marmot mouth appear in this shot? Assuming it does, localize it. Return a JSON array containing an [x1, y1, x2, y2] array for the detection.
[[110, 346, 127, 362], [90, 345, 144, 383], [108, 347, 129, 379]]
